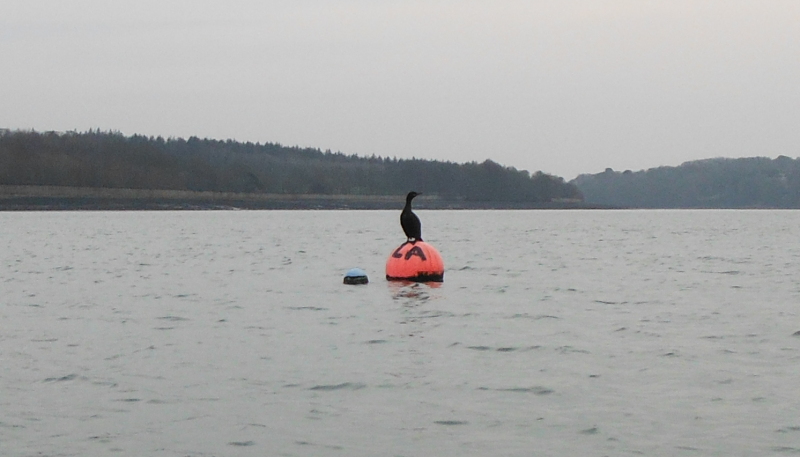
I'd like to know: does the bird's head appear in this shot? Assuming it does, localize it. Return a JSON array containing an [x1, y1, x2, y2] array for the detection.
[[406, 191, 421, 202]]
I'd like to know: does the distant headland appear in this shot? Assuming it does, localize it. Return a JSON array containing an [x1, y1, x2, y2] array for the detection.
[[573, 156, 800, 209]]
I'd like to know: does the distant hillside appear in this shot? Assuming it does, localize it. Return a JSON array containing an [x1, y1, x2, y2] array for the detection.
[[0, 129, 581, 204], [572, 156, 800, 208]]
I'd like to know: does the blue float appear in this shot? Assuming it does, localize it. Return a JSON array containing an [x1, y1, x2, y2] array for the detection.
[[343, 268, 369, 285]]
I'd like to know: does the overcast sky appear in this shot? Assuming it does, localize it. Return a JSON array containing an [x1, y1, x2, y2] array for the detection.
[[2, 1, 798, 179]]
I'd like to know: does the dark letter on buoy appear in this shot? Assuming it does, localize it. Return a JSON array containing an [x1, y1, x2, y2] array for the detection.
[[405, 246, 427, 261], [392, 242, 408, 258]]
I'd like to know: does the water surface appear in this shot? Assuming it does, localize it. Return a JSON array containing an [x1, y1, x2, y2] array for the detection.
[[2, 210, 800, 456]]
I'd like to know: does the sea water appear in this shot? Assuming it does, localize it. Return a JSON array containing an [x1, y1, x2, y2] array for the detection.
[[2, 210, 800, 457]]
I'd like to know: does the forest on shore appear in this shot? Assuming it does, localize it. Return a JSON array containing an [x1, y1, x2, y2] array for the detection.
[[572, 156, 800, 208], [0, 129, 582, 206], [6, 129, 796, 210]]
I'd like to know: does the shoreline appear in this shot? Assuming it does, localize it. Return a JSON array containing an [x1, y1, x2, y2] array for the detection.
[[0, 185, 606, 211]]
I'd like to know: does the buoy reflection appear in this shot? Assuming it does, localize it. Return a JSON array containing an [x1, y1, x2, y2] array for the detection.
[[387, 280, 442, 304]]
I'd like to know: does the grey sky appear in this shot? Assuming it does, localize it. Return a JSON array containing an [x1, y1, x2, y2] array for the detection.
[[2, 1, 798, 179]]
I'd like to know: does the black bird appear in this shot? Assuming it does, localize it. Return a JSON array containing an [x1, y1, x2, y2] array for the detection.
[[401, 191, 423, 243]]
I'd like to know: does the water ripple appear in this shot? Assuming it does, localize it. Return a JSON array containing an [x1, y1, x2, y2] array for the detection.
[[43, 374, 79, 382], [228, 441, 255, 447], [309, 382, 367, 391]]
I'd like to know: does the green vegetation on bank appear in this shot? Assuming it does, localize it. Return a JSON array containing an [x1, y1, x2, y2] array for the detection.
[[572, 156, 800, 208], [0, 129, 581, 204]]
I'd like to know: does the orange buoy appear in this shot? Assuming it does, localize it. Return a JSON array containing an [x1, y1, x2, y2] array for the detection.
[[385, 241, 444, 282]]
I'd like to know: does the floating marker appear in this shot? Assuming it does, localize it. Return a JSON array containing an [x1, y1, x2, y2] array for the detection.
[[385, 241, 444, 282], [343, 268, 369, 285]]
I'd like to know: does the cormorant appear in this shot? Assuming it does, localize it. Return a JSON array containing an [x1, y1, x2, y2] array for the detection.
[[401, 191, 423, 243]]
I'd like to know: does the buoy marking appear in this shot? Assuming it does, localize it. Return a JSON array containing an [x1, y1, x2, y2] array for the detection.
[[391, 242, 427, 261], [405, 246, 427, 261]]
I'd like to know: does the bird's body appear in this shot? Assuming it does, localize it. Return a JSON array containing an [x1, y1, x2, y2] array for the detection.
[[401, 191, 422, 242]]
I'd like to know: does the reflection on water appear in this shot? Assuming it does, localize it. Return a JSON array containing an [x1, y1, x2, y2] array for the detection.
[[387, 280, 443, 303]]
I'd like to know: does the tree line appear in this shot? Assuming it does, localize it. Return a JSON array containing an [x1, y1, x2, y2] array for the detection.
[[0, 129, 581, 203], [572, 156, 800, 208]]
